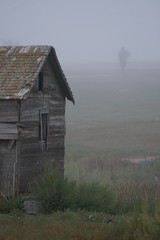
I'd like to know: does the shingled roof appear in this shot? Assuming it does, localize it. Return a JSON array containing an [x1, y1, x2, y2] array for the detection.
[[0, 46, 74, 103]]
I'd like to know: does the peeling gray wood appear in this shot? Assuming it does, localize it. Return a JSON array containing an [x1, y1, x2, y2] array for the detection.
[[0, 133, 18, 139]]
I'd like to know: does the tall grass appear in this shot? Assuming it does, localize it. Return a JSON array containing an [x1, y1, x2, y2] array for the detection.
[[1, 156, 160, 239], [65, 149, 160, 185], [115, 184, 160, 202], [30, 165, 160, 216]]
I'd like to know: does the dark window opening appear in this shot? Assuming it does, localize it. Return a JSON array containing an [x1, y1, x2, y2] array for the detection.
[[39, 72, 43, 91], [39, 113, 48, 150]]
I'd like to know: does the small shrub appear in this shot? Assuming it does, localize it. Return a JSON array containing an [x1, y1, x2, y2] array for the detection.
[[30, 167, 72, 213], [74, 183, 116, 213]]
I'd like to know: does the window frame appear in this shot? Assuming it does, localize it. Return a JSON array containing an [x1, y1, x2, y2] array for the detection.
[[39, 110, 49, 151]]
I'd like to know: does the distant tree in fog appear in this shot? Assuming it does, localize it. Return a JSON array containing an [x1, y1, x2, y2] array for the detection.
[[118, 47, 130, 71]]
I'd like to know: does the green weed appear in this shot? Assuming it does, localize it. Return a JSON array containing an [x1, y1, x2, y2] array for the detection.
[[0, 195, 24, 213]]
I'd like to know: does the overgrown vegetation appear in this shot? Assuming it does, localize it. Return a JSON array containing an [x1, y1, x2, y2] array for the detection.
[[30, 166, 160, 215], [30, 167, 115, 213], [1, 163, 160, 239]]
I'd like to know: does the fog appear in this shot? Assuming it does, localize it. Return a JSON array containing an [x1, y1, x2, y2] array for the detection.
[[0, 0, 160, 64], [1, 0, 160, 154]]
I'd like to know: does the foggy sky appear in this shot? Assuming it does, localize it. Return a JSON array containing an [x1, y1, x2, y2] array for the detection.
[[0, 0, 160, 64]]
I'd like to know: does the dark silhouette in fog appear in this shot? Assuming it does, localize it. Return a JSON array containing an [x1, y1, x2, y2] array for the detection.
[[118, 47, 130, 70]]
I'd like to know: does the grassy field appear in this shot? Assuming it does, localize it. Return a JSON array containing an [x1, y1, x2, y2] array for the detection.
[[1, 202, 160, 239], [1, 208, 160, 240]]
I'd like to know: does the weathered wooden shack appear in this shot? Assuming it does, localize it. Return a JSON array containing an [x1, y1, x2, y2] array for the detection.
[[0, 46, 74, 196]]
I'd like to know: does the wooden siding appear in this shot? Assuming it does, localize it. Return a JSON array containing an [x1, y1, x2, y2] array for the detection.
[[18, 57, 66, 193], [0, 100, 19, 195], [0, 140, 17, 196], [0, 100, 19, 122], [0, 123, 18, 139]]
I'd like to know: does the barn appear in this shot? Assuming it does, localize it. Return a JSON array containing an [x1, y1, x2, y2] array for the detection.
[[0, 46, 74, 196]]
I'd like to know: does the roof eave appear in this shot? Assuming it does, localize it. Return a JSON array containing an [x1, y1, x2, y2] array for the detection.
[[50, 47, 75, 104]]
